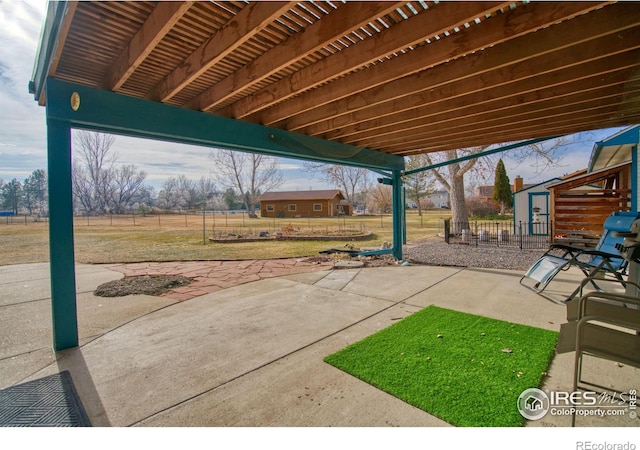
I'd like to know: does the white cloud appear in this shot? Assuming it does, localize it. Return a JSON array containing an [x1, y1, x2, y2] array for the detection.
[[0, 0, 48, 181], [0, 1, 632, 195]]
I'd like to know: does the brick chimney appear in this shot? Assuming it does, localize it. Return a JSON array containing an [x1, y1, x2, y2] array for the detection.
[[513, 176, 523, 193]]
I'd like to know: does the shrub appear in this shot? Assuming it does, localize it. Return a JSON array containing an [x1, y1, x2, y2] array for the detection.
[[466, 197, 501, 217]]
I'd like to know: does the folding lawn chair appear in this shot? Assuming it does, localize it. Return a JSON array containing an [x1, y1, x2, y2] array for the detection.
[[519, 211, 640, 302], [570, 291, 640, 426]]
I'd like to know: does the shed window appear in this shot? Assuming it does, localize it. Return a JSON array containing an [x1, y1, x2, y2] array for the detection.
[[288, 204, 297, 212], [267, 205, 274, 212], [313, 203, 322, 211]]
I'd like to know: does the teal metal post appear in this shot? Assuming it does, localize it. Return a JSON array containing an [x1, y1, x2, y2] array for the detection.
[[47, 118, 78, 351], [392, 170, 404, 260], [402, 185, 407, 244]]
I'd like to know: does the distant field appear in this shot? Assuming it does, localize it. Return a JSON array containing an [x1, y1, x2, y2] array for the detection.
[[0, 210, 450, 265]]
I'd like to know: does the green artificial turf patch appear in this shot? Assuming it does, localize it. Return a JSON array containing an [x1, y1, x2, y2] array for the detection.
[[324, 305, 558, 427]]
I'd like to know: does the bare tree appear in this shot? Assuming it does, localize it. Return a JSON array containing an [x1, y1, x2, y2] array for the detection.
[[502, 135, 577, 175], [423, 136, 575, 233], [72, 131, 117, 213], [108, 164, 147, 213], [72, 131, 148, 213], [196, 176, 217, 207], [175, 175, 199, 210], [132, 185, 156, 213], [303, 162, 371, 205], [369, 184, 393, 214], [355, 171, 374, 214], [157, 177, 182, 210], [209, 150, 283, 218], [404, 155, 435, 216], [424, 147, 489, 232]]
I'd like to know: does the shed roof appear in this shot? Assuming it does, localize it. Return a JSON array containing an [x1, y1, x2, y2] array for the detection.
[[30, 1, 640, 158], [258, 190, 345, 202], [546, 161, 632, 190]]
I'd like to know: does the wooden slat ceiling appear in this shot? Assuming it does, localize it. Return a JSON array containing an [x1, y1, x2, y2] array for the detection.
[[43, 1, 640, 157]]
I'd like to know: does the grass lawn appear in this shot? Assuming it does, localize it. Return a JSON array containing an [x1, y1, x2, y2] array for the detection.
[[0, 210, 449, 265], [324, 305, 558, 427]]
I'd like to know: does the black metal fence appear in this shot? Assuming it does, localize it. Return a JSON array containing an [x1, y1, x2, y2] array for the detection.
[[444, 219, 551, 249]]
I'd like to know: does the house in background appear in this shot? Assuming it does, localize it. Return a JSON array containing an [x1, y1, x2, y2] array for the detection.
[[258, 190, 351, 218], [426, 191, 450, 208], [476, 176, 535, 201]]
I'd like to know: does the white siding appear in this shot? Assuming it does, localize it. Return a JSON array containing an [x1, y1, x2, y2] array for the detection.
[[513, 181, 555, 225]]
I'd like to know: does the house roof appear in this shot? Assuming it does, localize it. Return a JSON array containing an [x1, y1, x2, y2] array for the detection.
[[588, 125, 640, 172], [258, 190, 345, 202], [30, 1, 640, 160], [477, 183, 534, 198], [512, 178, 562, 196]]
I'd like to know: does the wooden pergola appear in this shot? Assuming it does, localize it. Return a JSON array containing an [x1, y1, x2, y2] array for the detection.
[[30, 1, 640, 350]]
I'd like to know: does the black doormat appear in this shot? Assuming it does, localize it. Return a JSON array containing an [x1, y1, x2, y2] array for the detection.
[[0, 371, 91, 427]]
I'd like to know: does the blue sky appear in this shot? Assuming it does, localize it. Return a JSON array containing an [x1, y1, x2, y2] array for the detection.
[[0, 0, 629, 192]]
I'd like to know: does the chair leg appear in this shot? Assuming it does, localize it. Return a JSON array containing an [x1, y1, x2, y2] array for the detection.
[[572, 350, 583, 427]]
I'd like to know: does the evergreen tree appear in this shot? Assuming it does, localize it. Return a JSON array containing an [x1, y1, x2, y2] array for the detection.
[[23, 169, 48, 215], [493, 159, 512, 215], [1, 178, 23, 214]]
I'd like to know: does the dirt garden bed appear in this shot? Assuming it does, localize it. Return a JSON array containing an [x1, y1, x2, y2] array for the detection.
[[95, 275, 192, 297], [209, 231, 374, 243]]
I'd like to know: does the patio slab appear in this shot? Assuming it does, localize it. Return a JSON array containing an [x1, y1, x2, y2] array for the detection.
[[1, 261, 638, 428]]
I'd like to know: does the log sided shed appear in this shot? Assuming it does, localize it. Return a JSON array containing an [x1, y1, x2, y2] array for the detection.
[[29, 1, 640, 350], [259, 190, 350, 218]]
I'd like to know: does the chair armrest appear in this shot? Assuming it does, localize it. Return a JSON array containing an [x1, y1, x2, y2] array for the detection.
[[573, 249, 624, 260], [550, 243, 583, 251], [578, 291, 640, 321], [548, 244, 583, 258], [576, 276, 640, 299], [577, 314, 640, 333], [575, 315, 640, 370], [547, 244, 584, 254]]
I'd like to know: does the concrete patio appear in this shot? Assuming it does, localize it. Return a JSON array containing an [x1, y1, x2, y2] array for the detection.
[[1, 260, 638, 428]]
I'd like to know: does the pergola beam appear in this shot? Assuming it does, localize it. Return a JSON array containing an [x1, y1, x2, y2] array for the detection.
[[149, 1, 295, 103], [255, 1, 604, 128], [284, 1, 626, 135], [396, 114, 640, 156], [380, 104, 640, 154], [354, 65, 640, 150], [315, 29, 640, 142], [219, 1, 512, 120], [102, 1, 193, 91], [46, 78, 404, 171], [189, 1, 405, 112], [30, 1, 76, 106]]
